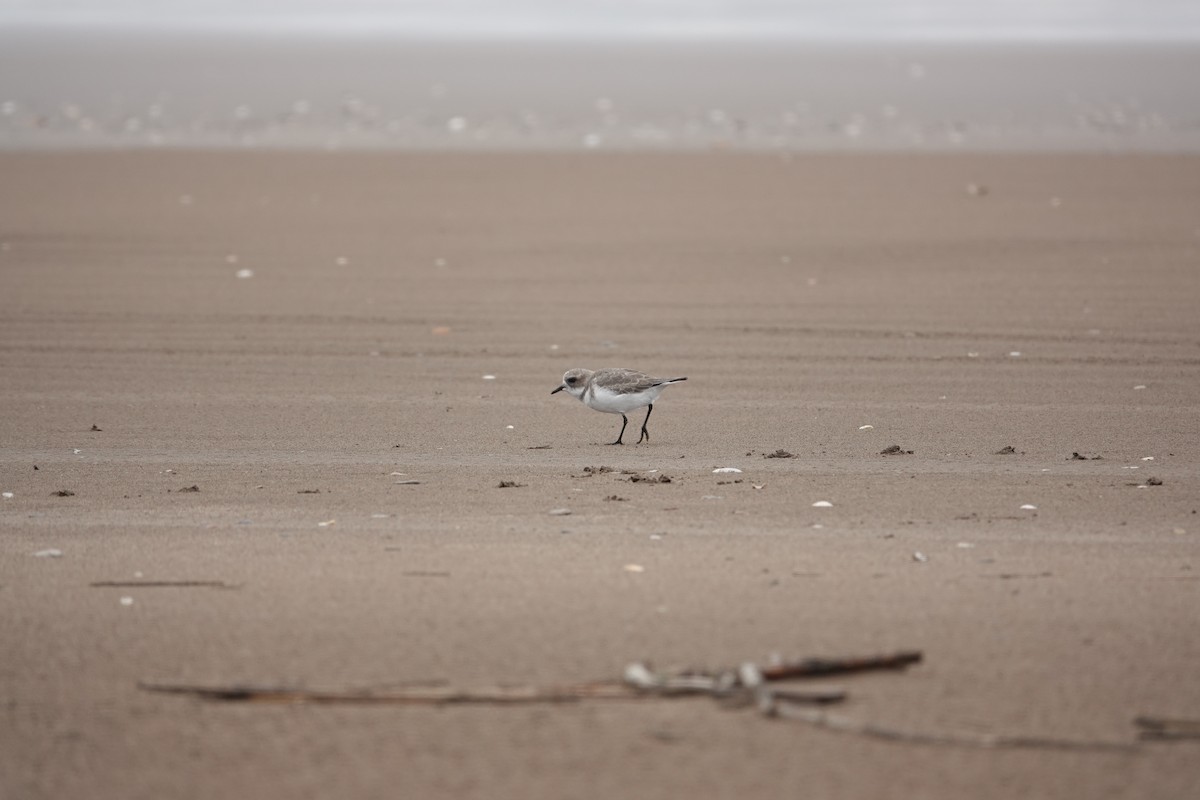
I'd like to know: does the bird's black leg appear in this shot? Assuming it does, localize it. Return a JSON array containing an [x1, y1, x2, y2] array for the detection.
[[609, 414, 628, 445], [637, 404, 653, 443]]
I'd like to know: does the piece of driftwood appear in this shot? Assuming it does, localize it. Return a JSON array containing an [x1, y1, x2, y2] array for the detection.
[[1135, 716, 1200, 741], [759, 650, 922, 681], [138, 655, 857, 707], [136, 648, 1142, 751]]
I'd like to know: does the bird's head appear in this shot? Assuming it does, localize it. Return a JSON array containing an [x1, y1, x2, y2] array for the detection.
[[551, 368, 592, 399]]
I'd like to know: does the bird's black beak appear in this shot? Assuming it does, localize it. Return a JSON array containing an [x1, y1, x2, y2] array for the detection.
[[551, 385, 565, 395]]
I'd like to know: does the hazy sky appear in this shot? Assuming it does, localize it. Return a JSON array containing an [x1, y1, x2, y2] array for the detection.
[[1, 0, 1198, 41]]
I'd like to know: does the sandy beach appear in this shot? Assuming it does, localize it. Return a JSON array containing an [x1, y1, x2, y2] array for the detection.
[[2, 150, 1199, 798]]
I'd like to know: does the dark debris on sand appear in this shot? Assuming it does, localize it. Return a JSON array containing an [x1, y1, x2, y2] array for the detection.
[[764, 449, 796, 459], [579, 466, 615, 477], [881, 445, 914, 455], [1070, 452, 1104, 461], [628, 474, 672, 484]]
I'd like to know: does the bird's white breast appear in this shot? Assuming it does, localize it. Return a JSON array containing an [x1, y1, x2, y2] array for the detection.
[[584, 383, 662, 414]]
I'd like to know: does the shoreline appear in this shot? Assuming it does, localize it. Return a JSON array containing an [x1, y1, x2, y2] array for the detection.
[[3, 36, 1198, 153]]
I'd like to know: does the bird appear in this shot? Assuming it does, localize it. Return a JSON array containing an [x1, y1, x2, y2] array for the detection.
[[551, 368, 687, 445]]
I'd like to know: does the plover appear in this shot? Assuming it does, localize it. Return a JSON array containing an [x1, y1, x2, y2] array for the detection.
[[551, 368, 687, 445]]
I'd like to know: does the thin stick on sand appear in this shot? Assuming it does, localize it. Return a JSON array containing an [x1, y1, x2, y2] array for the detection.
[[137, 649, 1138, 751], [766, 701, 1139, 752], [138, 650, 919, 706], [91, 581, 236, 589], [137, 681, 638, 705]]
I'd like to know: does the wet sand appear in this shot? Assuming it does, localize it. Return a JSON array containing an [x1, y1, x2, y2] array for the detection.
[[2, 151, 1199, 798]]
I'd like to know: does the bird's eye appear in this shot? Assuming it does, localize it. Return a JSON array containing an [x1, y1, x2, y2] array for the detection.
[[566, 377, 577, 384]]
